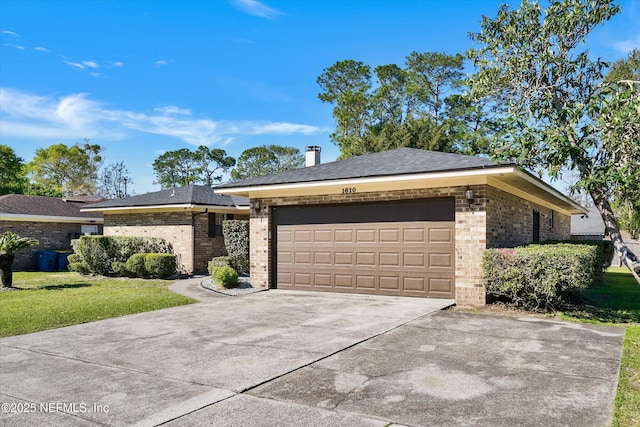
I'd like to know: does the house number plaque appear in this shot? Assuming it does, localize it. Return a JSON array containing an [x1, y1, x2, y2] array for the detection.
[[341, 187, 356, 194]]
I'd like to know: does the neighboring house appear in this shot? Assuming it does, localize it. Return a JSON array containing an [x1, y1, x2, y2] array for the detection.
[[216, 147, 586, 306], [571, 206, 606, 240], [82, 185, 249, 274], [0, 194, 104, 271]]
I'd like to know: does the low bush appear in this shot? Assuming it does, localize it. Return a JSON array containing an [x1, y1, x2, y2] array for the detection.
[[126, 253, 149, 277], [222, 220, 249, 274], [144, 254, 176, 278], [211, 266, 238, 288], [67, 253, 90, 275], [542, 240, 614, 281], [208, 256, 232, 272], [71, 236, 172, 276], [483, 243, 599, 310]]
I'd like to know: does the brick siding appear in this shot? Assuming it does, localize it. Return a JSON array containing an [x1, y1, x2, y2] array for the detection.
[[104, 211, 249, 274], [0, 220, 103, 271], [249, 184, 571, 307]]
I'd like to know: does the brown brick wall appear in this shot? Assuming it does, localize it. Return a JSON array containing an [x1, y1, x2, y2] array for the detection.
[[249, 184, 572, 307], [103, 211, 247, 274], [485, 186, 571, 247], [0, 220, 103, 271], [250, 185, 488, 306]]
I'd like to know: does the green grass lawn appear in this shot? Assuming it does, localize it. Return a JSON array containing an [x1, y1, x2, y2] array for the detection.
[[0, 272, 196, 337], [558, 267, 640, 427]]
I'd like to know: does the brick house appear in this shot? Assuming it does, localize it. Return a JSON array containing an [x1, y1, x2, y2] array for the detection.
[[215, 147, 586, 306], [82, 185, 249, 274], [0, 194, 104, 271]]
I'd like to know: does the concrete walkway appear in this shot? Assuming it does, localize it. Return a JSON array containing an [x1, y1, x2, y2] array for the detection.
[[0, 279, 624, 426]]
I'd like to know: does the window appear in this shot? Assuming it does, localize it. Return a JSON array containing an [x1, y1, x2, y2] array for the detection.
[[549, 210, 554, 228], [532, 210, 540, 243], [208, 213, 234, 238], [81, 225, 98, 235]]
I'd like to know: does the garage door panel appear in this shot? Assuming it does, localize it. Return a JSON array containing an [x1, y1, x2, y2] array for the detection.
[[275, 199, 455, 299]]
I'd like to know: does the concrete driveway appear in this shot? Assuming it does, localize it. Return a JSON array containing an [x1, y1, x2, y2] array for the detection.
[[0, 279, 624, 426]]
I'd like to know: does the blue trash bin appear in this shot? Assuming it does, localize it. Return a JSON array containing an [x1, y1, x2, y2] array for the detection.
[[56, 251, 73, 271], [37, 250, 57, 272]]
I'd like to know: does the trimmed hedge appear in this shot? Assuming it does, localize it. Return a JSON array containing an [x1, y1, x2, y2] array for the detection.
[[208, 256, 232, 271], [70, 236, 172, 276], [123, 253, 177, 278], [541, 240, 614, 281], [222, 220, 249, 274], [483, 243, 599, 310], [145, 253, 177, 278], [211, 266, 239, 288]]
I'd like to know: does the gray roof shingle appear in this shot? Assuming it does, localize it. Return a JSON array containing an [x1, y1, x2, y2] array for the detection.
[[0, 194, 104, 219], [84, 185, 248, 209], [216, 147, 504, 189], [571, 207, 606, 236]]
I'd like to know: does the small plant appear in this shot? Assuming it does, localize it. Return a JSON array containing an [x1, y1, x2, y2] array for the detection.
[[211, 266, 239, 288], [0, 232, 39, 288], [208, 256, 232, 272], [222, 220, 249, 274]]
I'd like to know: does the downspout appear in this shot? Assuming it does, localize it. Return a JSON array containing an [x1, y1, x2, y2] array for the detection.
[[192, 209, 208, 275]]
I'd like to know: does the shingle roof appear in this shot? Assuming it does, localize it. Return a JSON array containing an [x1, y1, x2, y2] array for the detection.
[[571, 207, 606, 236], [83, 185, 248, 209], [216, 147, 503, 189], [0, 194, 104, 219]]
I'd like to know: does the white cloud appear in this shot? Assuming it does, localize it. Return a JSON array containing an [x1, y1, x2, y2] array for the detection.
[[112, 61, 124, 67], [1, 30, 19, 36], [83, 60, 99, 69], [0, 88, 326, 146], [230, 0, 284, 19], [155, 59, 169, 67], [65, 60, 86, 70], [154, 106, 192, 115], [613, 34, 640, 54], [34, 46, 49, 52], [14, 45, 25, 50]]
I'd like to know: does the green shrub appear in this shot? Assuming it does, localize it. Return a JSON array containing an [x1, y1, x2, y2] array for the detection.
[[483, 243, 599, 310], [541, 240, 614, 281], [111, 261, 129, 277], [125, 253, 149, 278], [144, 254, 176, 278], [211, 266, 239, 288], [208, 256, 232, 271], [71, 236, 172, 276], [222, 220, 249, 274]]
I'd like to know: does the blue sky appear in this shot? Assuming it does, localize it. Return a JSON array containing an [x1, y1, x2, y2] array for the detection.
[[1, 0, 638, 195]]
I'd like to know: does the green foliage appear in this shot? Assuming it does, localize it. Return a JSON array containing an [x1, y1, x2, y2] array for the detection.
[[222, 220, 249, 274], [211, 266, 239, 288], [152, 146, 235, 189], [541, 240, 614, 281], [144, 253, 177, 278], [67, 253, 91, 275], [483, 244, 600, 310], [71, 236, 172, 276], [0, 144, 28, 195], [27, 141, 103, 196], [0, 232, 39, 255], [467, 0, 639, 270], [208, 256, 232, 272], [231, 145, 304, 180], [317, 53, 493, 158], [126, 253, 149, 277]]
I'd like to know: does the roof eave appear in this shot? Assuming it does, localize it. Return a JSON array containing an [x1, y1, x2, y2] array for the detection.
[[81, 203, 249, 213], [215, 165, 517, 196], [0, 213, 104, 223]]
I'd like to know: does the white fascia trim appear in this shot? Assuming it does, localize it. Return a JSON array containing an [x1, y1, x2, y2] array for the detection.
[[513, 169, 587, 214], [0, 213, 104, 223], [81, 204, 249, 213], [215, 166, 518, 195]]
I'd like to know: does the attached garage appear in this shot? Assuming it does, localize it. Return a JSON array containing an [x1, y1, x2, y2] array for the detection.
[[215, 147, 585, 306], [273, 198, 455, 298]]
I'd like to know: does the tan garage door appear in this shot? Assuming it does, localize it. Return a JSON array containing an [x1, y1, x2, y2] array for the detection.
[[273, 199, 455, 298]]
